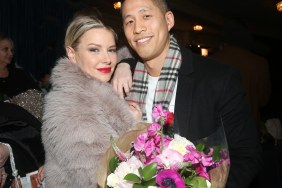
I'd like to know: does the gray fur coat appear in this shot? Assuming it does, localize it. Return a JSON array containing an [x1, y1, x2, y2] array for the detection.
[[42, 57, 135, 187]]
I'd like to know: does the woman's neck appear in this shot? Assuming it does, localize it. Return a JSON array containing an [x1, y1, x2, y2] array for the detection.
[[0, 67, 9, 78]]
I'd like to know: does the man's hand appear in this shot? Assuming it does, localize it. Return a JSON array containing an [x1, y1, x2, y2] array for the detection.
[[112, 63, 132, 99]]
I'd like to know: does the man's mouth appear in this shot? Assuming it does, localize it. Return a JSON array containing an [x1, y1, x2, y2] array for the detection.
[[136, 37, 151, 44]]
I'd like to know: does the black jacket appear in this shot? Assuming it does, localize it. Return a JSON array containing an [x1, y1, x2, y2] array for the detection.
[[124, 46, 261, 188]]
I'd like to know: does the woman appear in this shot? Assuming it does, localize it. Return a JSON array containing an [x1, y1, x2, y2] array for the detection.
[[42, 15, 141, 187], [0, 33, 41, 99], [0, 33, 44, 188]]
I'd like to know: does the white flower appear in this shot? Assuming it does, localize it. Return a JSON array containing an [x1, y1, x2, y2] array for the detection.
[[106, 156, 143, 188], [107, 173, 119, 187], [168, 134, 195, 155], [206, 180, 211, 188]]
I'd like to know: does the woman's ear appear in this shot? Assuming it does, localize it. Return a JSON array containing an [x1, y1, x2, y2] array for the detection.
[[66, 46, 76, 64], [165, 11, 175, 31]]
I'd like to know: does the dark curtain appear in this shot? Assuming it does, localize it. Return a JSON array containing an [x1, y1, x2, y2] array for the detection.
[[0, 0, 82, 80]]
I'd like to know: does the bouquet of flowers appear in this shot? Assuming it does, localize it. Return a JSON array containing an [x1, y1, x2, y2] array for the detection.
[[99, 104, 230, 188]]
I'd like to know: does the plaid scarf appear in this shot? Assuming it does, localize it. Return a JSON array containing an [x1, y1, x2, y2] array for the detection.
[[126, 35, 182, 121]]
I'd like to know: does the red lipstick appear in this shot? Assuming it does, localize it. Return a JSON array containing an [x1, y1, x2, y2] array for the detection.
[[97, 68, 111, 73]]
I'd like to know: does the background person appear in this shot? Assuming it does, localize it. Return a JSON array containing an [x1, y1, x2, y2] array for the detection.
[[0, 33, 45, 188]]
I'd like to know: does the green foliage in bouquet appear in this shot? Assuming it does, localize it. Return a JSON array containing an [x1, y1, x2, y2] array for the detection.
[[124, 162, 157, 187]]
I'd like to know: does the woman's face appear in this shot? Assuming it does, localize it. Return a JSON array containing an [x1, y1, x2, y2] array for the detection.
[[67, 28, 117, 83], [0, 39, 14, 69]]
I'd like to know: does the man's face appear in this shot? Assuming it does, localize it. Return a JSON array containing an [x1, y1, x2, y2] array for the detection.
[[122, 0, 174, 62]]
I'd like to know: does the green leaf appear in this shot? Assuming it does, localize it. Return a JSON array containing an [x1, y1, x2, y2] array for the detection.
[[124, 173, 141, 183], [133, 184, 146, 188], [185, 176, 208, 188], [196, 143, 205, 152], [142, 162, 157, 181], [109, 157, 119, 173], [143, 178, 157, 186], [138, 167, 143, 177], [212, 145, 221, 161]]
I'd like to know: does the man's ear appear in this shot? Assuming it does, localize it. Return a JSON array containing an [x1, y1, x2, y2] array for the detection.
[[66, 46, 76, 64], [165, 11, 175, 31]]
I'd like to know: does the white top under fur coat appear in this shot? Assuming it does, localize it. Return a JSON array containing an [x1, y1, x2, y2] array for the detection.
[[42, 56, 135, 187]]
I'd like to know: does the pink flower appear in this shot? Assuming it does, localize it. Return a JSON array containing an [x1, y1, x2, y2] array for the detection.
[[184, 146, 214, 167], [196, 164, 210, 181], [147, 122, 161, 136], [156, 169, 185, 188], [152, 104, 167, 120], [184, 145, 201, 164], [144, 138, 156, 157], [134, 133, 148, 152], [156, 149, 184, 170]]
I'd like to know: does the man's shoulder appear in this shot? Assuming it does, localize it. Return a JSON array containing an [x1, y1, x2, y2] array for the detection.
[[180, 46, 236, 76]]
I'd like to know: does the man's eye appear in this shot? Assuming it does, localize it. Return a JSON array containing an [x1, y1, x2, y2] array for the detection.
[[125, 20, 134, 26], [144, 15, 151, 19]]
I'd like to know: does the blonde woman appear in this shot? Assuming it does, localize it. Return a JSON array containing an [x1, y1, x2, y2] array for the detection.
[[41, 15, 141, 187]]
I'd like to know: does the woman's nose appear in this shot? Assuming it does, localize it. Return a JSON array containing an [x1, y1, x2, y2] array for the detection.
[[101, 51, 111, 64], [8, 49, 14, 56]]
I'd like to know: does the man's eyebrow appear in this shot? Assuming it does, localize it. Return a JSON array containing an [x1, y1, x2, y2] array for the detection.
[[123, 7, 150, 20]]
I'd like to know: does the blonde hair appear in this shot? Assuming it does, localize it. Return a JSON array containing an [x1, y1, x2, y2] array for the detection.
[[64, 16, 118, 50]]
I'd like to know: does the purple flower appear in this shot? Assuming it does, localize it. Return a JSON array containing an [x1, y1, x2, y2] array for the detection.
[[156, 169, 185, 188]]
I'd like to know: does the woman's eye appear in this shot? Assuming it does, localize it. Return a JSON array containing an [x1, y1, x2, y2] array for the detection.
[[1, 47, 8, 52], [109, 48, 117, 53], [89, 48, 99, 52]]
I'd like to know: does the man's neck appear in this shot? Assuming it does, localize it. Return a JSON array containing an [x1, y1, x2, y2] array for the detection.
[[143, 45, 169, 77], [144, 60, 163, 77]]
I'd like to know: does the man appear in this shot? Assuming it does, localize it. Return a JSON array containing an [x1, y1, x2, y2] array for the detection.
[[112, 0, 261, 187]]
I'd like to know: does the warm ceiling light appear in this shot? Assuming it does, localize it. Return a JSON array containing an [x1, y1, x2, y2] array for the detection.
[[277, 1, 282, 12], [113, 1, 121, 10], [193, 25, 203, 31]]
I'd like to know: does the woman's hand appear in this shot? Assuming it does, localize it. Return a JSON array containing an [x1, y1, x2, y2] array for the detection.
[[128, 102, 142, 122], [36, 166, 45, 187], [0, 144, 9, 188], [0, 144, 9, 168], [0, 167, 7, 188], [112, 63, 132, 99]]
